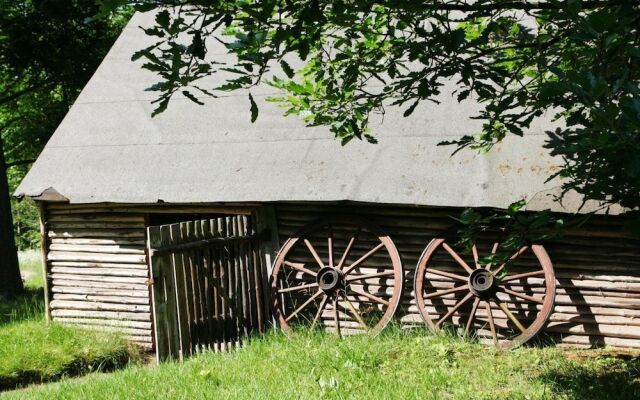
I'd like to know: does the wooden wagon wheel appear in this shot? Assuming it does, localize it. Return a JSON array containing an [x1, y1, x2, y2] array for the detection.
[[414, 237, 555, 349], [270, 216, 404, 335]]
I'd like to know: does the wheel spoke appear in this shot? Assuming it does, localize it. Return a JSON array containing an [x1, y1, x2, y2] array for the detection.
[[492, 246, 529, 276], [342, 294, 368, 329], [350, 287, 389, 306], [343, 242, 385, 275], [496, 300, 526, 333], [500, 287, 544, 304], [501, 270, 545, 282], [471, 244, 480, 269], [285, 289, 323, 322], [436, 292, 474, 328], [486, 242, 500, 270], [465, 297, 481, 334], [423, 284, 470, 300], [333, 297, 341, 338], [346, 270, 394, 282], [442, 243, 474, 274], [310, 295, 329, 329], [304, 239, 325, 269], [328, 226, 334, 268], [485, 302, 498, 345], [284, 261, 317, 277], [278, 282, 318, 293], [336, 228, 361, 270], [425, 268, 467, 282]]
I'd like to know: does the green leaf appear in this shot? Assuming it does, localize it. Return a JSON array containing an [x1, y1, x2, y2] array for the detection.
[[249, 92, 258, 123]]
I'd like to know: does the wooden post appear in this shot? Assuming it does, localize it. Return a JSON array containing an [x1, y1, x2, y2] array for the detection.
[[38, 202, 51, 322]]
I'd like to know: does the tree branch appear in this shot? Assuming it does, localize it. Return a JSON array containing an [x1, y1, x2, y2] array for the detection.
[[0, 82, 55, 106]]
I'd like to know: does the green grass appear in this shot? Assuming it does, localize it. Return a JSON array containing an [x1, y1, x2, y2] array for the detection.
[[0, 251, 138, 391], [3, 329, 639, 400], [17, 250, 44, 289]]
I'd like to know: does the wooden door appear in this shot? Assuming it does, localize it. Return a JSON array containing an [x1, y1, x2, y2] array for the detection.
[[147, 215, 269, 361]]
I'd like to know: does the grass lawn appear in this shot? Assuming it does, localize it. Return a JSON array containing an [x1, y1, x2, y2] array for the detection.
[[3, 252, 639, 399], [0, 251, 137, 391], [3, 329, 639, 400]]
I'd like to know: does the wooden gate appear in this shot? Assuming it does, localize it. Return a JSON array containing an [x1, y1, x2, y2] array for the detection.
[[147, 215, 269, 361]]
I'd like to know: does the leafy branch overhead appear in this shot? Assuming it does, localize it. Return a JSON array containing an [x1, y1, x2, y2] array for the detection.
[[101, 0, 640, 214]]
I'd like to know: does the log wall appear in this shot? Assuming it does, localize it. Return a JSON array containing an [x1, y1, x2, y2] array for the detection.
[[40, 201, 640, 350], [40, 202, 261, 352], [275, 202, 640, 349], [43, 205, 153, 348]]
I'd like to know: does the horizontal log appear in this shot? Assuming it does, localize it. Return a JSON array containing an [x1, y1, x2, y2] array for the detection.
[[122, 335, 153, 343], [51, 261, 147, 269], [399, 312, 640, 340], [51, 237, 146, 246], [549, 334, 640, 348], [50, 300, 150, 313], [50, 266, 148, 278], [51, 285, 149, 298], [545, 323, 640, 340], [48, 251, 146, 264], [60, 323, 151, 337], [52, 279, 148, 291], [52, 317, 152, 329], [48, 214, 145, 223], [50, 273, 149, 284], [48, 229, 145, 239], [51, 309, 151, 321], [49, 243, 146, 255], [48, 222, 145, 230], [52, 293, 150, 305]]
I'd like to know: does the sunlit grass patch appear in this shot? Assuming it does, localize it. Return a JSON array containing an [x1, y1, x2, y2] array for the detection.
[[4, 328, 639, 399]]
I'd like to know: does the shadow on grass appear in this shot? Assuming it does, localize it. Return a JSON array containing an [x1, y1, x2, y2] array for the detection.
[[0, 288, 45, 325], [0, 288, 139, 392], [0, 348, 133, 392], [538, 354, 640, 400]]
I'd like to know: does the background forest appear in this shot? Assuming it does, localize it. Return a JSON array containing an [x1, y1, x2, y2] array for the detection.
[[1, 0, 132, 250]]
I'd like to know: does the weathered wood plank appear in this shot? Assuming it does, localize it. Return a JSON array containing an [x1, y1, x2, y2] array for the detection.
[[52, 293, 150, 305], [50, 261, 147, 269], [48, 251, 146, 264], [51, 285, 148, 298], [49, 229, 145, 239], [53, 317, 152, 329], [51, 309, 151, 321], [172, 223, 191, 359], [50, 300, 150, 313], [49, 243, 146, 254], [50, 267, 148, 277]]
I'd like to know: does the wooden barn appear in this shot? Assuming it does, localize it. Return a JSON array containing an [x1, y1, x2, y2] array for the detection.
[[15, 11, 640, 359]]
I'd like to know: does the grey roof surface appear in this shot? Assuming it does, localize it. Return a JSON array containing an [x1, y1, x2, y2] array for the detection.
[[15, 11, 615, 214]]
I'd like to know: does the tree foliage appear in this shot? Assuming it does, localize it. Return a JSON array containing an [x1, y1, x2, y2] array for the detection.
[[0, 1, 132, 251], [101, 0, 640, 218]]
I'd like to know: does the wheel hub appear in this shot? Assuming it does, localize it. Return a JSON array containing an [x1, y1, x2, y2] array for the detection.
[[468, 268, 496, 298], [317, 267, 343, 293]]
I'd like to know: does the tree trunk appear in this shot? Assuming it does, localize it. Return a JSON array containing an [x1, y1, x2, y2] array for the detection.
[[0, 136, 24, 296]]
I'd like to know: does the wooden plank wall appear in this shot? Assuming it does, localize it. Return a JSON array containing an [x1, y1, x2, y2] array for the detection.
[[275, 202, 640, 349], [43, 204, 153, 349]]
